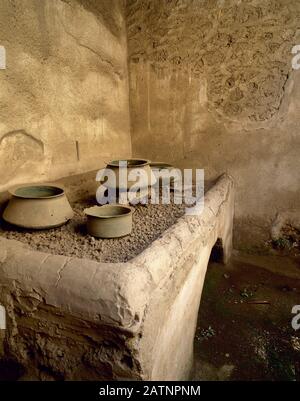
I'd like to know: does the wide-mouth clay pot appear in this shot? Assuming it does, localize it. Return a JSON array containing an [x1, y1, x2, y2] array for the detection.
[[150, 162, 174, 170], [104, 158, 156, 190], [84, 205, 133, 238], [3, 185, 74, 229], [150, 162, 180, 187], [107, 159, 150, 168]]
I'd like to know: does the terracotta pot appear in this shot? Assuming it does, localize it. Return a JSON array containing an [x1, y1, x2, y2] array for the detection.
[[3, 185, 73, 229], [84, 205, 133, 238], [150, 162, 173, 168], [150, 162, 180, 187], [104, 159, 156, 190]]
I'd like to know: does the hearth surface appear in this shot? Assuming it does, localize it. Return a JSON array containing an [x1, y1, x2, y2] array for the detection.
[[0, 196, 187, 263]]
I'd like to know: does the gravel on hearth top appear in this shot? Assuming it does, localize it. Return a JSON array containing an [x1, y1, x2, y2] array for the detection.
[[0, 197, 187, 263]]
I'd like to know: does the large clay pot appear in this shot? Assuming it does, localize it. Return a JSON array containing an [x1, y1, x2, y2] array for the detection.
[[104, 159, 156, 190], [84, 205, 133, 238], [3, 185, 73, 229]]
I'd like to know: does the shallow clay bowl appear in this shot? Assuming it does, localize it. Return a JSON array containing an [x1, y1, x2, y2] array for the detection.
[[3, 185, 74, 229], [84, 204, 133, 238]]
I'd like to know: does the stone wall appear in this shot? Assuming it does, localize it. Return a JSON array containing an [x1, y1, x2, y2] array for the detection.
[[126, 0, 300, 248], [0, 0, 299, 248], [0, 0, 131, 192]]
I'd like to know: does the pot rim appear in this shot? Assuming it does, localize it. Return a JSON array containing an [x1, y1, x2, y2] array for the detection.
[[150, 162, 174, 169], [84, 204, 133, 219], [107, 158, 150, 168], [9, 184, 66, 199]]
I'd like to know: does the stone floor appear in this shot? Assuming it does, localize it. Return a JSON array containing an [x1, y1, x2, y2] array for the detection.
[[193, 251, 300, 381]]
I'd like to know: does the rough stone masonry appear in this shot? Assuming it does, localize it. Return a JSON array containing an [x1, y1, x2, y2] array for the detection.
[[126, 0, 300, 249]]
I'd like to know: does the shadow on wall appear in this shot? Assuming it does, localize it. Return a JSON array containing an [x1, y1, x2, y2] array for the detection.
[[0, 130, 44, 186], [61, 0, 124, 38]]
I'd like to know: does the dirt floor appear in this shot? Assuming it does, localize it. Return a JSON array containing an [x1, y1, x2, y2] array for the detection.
[[0, 197, 186, 263], [193, 251, 300, 381]]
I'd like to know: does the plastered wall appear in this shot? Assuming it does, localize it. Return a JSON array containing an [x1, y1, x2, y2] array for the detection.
[[0, 0, 131, 192], [0, 0, 299, 248], [126, 0, 300, 248]]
